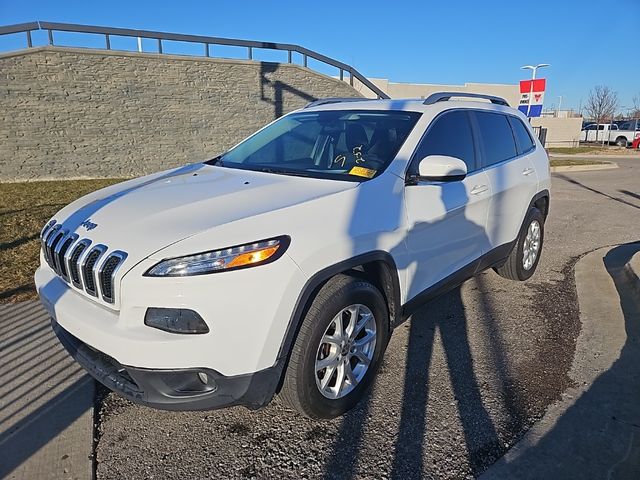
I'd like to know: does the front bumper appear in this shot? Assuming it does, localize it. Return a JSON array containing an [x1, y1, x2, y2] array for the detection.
[[52, 319, 281, 410], [35, 247, 305, 376]]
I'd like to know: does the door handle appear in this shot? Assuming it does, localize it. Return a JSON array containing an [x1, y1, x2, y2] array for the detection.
[[470, 184, 488, 195], [522, 167, 535, 176]]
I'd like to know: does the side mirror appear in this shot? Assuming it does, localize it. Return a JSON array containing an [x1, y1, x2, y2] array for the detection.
[[412, 155, 467, 183]]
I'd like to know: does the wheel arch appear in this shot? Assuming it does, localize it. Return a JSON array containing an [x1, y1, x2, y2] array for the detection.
[[273, 251, 401, 390], [531, 189, 550, 219]]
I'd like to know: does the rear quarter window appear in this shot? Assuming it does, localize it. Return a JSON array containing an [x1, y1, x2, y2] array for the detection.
[[508, 116, 536, 154], [472, 111, 518, 167]]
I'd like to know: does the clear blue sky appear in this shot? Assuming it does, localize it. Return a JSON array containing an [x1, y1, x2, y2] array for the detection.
[[1, 0, 638, 112]]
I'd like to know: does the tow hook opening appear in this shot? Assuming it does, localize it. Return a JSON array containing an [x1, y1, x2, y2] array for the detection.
[[157, 370, 218, 395]]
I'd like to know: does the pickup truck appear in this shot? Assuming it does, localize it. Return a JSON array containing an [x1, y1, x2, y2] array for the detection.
[[581, 120, 640, 146], [614, 120, 640, 147]]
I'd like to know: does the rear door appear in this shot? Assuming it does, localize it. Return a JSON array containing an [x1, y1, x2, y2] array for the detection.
[[471, 111, 538, 252]]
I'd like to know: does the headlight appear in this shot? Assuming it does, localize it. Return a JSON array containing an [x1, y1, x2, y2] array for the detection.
[[145, 236, 290, 277]]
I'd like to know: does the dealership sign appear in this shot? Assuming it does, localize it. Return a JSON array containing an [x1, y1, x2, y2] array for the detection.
[[518, 79, 546, 117]]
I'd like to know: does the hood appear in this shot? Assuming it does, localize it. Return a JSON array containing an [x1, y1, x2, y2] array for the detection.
[[52, 164, 357, 266]]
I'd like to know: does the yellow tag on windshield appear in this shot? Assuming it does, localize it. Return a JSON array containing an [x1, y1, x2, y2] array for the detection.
[[349, 166, 376, 178]]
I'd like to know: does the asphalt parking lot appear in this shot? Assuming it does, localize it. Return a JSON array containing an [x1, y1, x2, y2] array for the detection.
[[92, 157, 640, 480]]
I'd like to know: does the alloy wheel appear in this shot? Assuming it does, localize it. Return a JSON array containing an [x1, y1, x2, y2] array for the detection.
[[314, 304, 377, 399], [522, 219, 541, 270]]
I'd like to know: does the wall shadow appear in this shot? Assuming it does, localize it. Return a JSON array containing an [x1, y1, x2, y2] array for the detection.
[[0, 302, 93, 478], [557, 174, 640, 210], [0, 233, 40, 251], [618, 189, 640, 202], [481, 242, 640, 478], [259, 62, 317, 120]]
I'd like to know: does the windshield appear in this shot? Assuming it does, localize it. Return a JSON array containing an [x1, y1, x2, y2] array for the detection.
[[213, 110, 421, 181]]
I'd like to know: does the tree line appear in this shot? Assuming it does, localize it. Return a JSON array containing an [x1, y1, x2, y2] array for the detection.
[[584, 86, 640, 124]]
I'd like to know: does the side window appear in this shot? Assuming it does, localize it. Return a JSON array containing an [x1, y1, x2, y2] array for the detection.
[[508, 116, 536, 154], [412, 110, 476, 173], [473, 111, 518, 167]]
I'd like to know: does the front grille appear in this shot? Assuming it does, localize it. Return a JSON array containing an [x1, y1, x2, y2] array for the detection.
[[82, 246, 106, 296], [99, 253, 126, 302], [69, 242, 89, 286], [41, 221, 128, 305], [48, 230, 65, 273], [56, 235, 77, 279], [43, 224, 62, 268]]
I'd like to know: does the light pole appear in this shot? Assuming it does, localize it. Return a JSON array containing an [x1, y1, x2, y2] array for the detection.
[[521, 64, 550, 116], [557, 95, 562, 117]]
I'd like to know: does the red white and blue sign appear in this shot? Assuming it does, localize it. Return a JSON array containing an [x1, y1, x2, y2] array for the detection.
[[518, 79, 546, 117]]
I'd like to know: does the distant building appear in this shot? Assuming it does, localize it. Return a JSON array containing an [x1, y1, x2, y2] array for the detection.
[[354, 78, 520, 107], [541, 109, 582, 119], [353, 78, 582, 147]]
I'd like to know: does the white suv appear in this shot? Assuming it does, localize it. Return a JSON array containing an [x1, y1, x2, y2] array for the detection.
[[36, 93, 550, 419]]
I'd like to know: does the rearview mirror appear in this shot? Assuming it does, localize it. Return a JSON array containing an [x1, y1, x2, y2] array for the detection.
[[414, 155, 467, 182]]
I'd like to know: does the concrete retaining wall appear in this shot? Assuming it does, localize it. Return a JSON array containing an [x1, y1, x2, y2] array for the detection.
[[531, 117, 583, 148], [0, 46, 361, 181]]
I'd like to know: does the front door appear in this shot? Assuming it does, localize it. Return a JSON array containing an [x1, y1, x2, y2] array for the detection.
[[403, 110, 491, 301]]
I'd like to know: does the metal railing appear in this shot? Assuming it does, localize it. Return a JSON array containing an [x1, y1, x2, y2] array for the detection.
[[0, 21, 389, 99]]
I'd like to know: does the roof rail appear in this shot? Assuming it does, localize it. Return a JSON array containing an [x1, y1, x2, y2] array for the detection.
[[423, 92, 509, 106], [304, 97, 372, 109]]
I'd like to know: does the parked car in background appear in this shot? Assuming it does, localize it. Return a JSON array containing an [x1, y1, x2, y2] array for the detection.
[[614, 119, 640, 147], [581, 123, 618, 143], [581, 120, 640, 146], [37, 92, 551, 419]]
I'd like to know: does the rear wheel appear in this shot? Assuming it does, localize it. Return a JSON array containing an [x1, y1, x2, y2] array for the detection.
[[494, 207, 544, 281], [279, 274, 389, 419], [616, 136, 628, 147]]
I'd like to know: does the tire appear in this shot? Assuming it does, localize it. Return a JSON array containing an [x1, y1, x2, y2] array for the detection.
[[279, 274, 389, 420], [616, 137, 628, 147], [494, 207, 545, 281]]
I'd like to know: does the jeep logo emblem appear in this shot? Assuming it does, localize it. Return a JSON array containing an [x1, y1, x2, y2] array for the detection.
[[80, 219, 98, 231]]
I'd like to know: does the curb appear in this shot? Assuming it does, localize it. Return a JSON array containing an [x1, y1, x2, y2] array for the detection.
[[550, 153, 640, 159], [550, 162, 618, 173], [623, 251, 640, 299], [480, 244, 640, 479]]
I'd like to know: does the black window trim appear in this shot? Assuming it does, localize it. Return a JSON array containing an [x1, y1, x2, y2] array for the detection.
[[405, 108, 480, 181], [468, 109, 537, 171], [506, 115, 536, 156]]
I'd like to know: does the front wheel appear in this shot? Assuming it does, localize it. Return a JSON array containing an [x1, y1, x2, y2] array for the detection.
[[279, 274, 389, 419], [494, 207, 545, 281]]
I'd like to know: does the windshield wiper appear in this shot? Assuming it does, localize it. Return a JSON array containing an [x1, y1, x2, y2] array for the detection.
[[253, 167, 311, 178], [204, 155, 224, 166]]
